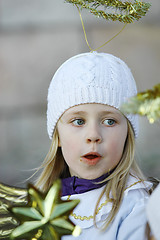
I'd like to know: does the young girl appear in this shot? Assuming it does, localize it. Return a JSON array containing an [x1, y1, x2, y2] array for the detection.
[[36, 51, 152, 239]]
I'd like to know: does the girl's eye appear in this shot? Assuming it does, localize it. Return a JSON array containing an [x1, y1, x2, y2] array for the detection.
[[72, 119, 85, 126], [103, 119, 116, 126]]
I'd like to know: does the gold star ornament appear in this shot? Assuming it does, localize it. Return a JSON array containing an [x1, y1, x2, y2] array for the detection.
[[9, 180, 81, 240]]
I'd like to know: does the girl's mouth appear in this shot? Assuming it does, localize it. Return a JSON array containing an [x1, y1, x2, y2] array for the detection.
[[81, 152, 102, 166]]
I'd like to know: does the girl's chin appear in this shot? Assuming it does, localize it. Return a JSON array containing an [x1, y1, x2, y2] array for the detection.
[[71, 172, 105, 180]]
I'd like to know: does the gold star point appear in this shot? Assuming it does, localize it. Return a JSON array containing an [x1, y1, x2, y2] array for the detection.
[[10, 179, 81, 240]]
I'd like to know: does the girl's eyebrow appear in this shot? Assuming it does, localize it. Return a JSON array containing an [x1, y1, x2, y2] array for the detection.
[[99, 111, 120, 116], [65, 111, 87, 117]]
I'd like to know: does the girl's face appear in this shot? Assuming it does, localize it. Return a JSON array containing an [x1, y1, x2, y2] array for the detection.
[[57, 104, 128, 179]]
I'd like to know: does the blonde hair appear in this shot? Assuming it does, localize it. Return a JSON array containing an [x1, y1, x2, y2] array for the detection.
[[35, 120, 144, 229], [35, 128, 65, 191]]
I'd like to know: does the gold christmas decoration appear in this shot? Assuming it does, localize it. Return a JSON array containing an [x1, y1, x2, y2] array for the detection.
[[121, 84, 160, 123], [0, 183, 27, 239], [65, 0, 151, 23], [9, 180, 81, 240]]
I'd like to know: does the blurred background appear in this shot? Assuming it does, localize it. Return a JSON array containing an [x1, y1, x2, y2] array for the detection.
[[0, 0, 160, 188]]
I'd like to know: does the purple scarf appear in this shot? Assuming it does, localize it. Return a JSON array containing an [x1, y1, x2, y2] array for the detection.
[[61, 172, 110, 196]]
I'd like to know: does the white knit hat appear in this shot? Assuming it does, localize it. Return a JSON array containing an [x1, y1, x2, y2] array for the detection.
[[47, 52, 138, 139]]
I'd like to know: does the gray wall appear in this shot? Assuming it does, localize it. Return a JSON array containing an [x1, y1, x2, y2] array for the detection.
[[0, 0, 160, 187]]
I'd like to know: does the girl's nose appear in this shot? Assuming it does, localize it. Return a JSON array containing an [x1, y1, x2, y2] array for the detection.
[[85, 126, 102, 144], [86, 137, 102, 143]]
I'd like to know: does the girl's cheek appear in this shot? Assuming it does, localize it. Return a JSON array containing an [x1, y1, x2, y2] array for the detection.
[[61, 138, 77, 151]]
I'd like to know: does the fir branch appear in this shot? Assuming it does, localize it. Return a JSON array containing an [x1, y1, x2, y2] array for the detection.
[[65, 0, 151, 23], [121, 84, 160, 123]]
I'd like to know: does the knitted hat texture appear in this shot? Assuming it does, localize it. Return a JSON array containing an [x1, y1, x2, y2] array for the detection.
[[47, 52, 138, 139]]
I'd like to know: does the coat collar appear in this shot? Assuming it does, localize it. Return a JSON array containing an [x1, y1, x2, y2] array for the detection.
[[62, 174, 152, 229]]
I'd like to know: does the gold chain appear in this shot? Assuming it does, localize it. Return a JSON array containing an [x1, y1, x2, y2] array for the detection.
[[67, 180, 142, 221], [67, 196, 110, 221]]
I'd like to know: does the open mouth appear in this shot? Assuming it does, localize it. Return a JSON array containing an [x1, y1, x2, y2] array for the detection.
[[81, 152, 101, 165], [84, 154, 100, 159]]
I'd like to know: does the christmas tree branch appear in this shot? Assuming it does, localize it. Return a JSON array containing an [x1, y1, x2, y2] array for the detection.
[[65, 0, 151, 23], [121, 84, 160, 123]]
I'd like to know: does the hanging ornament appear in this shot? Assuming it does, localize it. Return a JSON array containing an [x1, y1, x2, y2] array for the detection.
[[9, 179, 81, 240], [65, 0, 151, 23], [0, 180, 81, 240], [121, 84, 160, 123]]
